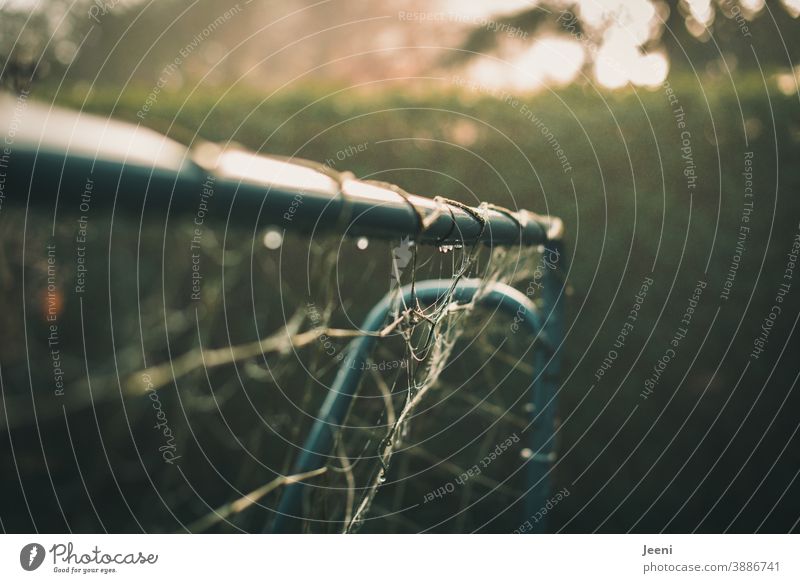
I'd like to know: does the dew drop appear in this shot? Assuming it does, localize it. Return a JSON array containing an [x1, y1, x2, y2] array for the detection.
[[263, 228, 283, 250], [356, 236, 369, 250]]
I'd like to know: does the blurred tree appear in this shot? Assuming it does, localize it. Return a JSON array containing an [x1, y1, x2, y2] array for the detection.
[[450, 0, 799, 82], [2, 0, 797, 94]]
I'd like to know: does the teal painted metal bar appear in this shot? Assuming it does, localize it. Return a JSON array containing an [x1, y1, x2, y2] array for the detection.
[[526, 240, 565, 533], [1, 96, 562, 248]]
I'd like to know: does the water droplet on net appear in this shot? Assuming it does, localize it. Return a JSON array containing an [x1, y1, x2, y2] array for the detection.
[[356, 236, 369, 250], [263, 228, 283, 250]]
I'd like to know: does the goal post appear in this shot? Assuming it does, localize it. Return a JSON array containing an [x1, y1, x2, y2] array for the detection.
[[2, 97, 566, 533]]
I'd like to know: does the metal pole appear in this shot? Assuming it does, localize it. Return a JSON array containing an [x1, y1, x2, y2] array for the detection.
[[1, 96, 561, 247], [524, 241, 566, 532]]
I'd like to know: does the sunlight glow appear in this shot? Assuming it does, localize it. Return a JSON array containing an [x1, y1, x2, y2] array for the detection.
[[780, 0, 800, 18], [517, 37, 586, 87], [579, 0, 657, 45], [455, 0, 670, 91], [776, 68, 800, 96], [464, 37, 585, 93], [684, 0, 715, 26], [595, 28, 668, 88], [740, 0, 766, 13]]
